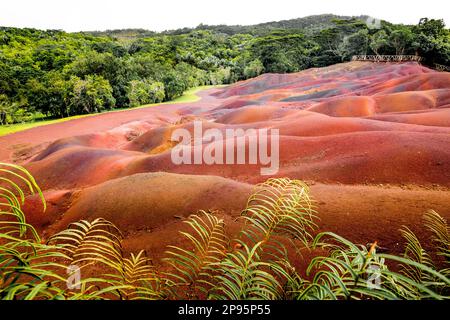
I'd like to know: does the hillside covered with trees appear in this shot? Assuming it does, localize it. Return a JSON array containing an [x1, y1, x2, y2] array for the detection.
[[0, 15, 448, 124]]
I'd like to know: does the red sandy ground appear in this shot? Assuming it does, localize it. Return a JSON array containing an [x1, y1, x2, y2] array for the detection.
[[1, 61, 450, 267]]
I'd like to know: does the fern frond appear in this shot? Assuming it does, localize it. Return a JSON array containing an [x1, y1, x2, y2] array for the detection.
[[163, 211, 228, 298], [0, 241, 69, 300], [109, 250, 165, 300], [378, 253, 450, 299], [301, 232, 450, 300], [0, 162, 67, 300], [0, 162, 45, 239], [209, 240, 284, 300], [240, 178, 317, 261], [400, 226, 435, 284], [302, 232, 384, 300], [47, 218, 124, 271], [423, 210, 449, 265]]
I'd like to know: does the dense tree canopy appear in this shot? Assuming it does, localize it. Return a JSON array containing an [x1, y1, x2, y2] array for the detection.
[[0, 15, 448, 124]]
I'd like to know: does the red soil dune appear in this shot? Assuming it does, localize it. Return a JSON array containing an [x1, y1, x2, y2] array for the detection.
[[43, 172, 253, 235], [1, 61, 450, 259]]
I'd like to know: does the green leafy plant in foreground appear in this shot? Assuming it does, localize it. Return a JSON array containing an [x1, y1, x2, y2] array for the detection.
[[0, 162, 449, 299]]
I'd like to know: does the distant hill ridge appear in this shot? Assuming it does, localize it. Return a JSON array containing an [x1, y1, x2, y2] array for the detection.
[[87, 14, 374, 38]]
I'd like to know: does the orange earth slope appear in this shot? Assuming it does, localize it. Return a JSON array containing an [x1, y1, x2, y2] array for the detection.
[[1, 61, 450, 260]]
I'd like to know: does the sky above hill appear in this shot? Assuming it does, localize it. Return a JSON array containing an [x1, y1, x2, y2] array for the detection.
[[1, 0, 448, 32]]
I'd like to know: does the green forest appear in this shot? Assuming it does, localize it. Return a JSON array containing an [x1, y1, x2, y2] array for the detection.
[[0, 15, 449, 125]]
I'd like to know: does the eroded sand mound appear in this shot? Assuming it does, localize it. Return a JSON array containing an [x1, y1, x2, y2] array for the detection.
[[44, 172, 253, 234], [1, 61, 450, 257]]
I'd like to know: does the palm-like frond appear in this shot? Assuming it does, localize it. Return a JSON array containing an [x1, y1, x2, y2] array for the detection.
[[400, 226, 435, 284], [0, 162, 45, 239], [47, 218, 153, 299], [378, 253, 450, 299], [239, 178, 317, 268], [300, 232, 393, 300], [0, 240, 68, 300], [122, 251, 155, 287], [163, 211, 228, 298], [241, 178, 317, 246], [208, 240, 284, 300], [300, 231, 450, 300], [109, 250, 165, 300], [47, 218, 124, 270], [423, 210, 449, 265], [0, 162, 67, 300], [0, 162, 166, 300]]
